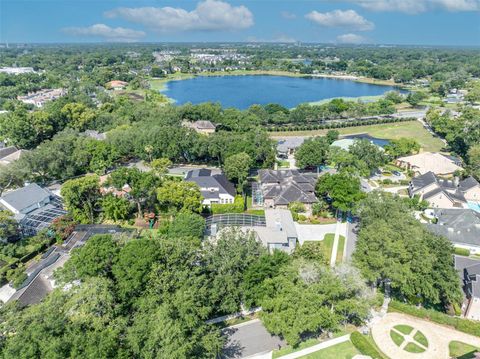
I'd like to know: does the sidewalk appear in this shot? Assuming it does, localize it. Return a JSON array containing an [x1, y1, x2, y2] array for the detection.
[[330, 220, 346, 267], [276, 334, 351, 359]]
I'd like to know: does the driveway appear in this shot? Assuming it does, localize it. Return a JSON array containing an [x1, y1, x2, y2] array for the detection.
[[371, 312, 480, 359], [294, 223, 338, 245], [222, 319, 285, 358]]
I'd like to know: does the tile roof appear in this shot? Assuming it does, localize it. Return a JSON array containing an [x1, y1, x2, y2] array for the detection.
[[259, 170, 319, 205], [398, 152, 463, 175]]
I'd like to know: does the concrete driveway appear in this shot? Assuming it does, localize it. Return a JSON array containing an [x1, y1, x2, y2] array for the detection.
[[222, 319, 285, 358], [294, 223, 338, 245]]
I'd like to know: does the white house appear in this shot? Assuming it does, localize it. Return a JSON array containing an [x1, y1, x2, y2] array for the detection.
[[184, 169, 236, 206]]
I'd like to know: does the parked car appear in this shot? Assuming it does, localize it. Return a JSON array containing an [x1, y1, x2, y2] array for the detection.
[[392, 170, 402, 176]]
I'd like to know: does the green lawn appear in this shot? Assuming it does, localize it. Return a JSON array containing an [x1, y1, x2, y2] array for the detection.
[[413, 330, 428, 348], [273, 338, 320, 358], [390, 330, 404, 346], [321, 234, 345, 264], [449, 341, 480, 359], [404, 342, 426, 353], [270, 120, 445, 153], [300, 340, 360, 359], [394, 324, 413, 335]]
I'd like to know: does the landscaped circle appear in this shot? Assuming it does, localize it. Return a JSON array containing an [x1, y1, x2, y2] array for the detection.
[[389, 324, 429, 354]]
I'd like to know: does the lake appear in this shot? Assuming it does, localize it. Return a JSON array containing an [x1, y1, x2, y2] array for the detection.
[[161, 75, 403, 109]]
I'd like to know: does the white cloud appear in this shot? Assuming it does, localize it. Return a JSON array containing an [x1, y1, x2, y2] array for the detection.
[[281, 11, 297, 19], [305, 9, 374, 31], [336, 33, 368, 44], [63, 24, 145, 42], [347, 0, 480, 14], [105, 0, 254, 32]]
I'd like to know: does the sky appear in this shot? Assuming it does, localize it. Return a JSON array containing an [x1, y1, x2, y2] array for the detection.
[[1, 0, 480, 46]]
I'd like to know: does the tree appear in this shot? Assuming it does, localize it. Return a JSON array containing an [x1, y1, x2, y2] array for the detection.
[[260, 260, 371, 346], [348, 139, 389, 174], [203, 228, 265, 313], [295, 137, 330, 169], [326, 130, 339, 144], [156, 180, 203, 213], [0, 210, 19, 242], [61, 175, 101, 223], [55, 234, 118, 283], [293, 242, 326, 264], [61, 103, 96, 131], [150, 157, 172, 176], [385, 138, 420, 157], [168, 212, 206, 239], [101, 194, 131, 222], [316, 173, 365, 213], [353, 191, 462, 307], [223, 152, 251, 193], [467, 144, 480, 178]]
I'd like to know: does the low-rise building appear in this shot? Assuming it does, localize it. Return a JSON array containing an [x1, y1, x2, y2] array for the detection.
[[182, 120, 216, 135], [0, 146, 27, 166], [426, 208, 480, 254], [276, 137, 305, 157], [0, 67, 36, 75], [185, 169, 236, 206], [396, 152, 463, 176], [105, 80, 128, 90], [409, 171, 468, 209], [17, 88, 66, 107], [459, 176, 480, 202], [0, 184, 66, 237], [258, 169, 318, 215]]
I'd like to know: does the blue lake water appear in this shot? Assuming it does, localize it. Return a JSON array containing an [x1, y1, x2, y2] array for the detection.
[[161, 75, 403, 109]]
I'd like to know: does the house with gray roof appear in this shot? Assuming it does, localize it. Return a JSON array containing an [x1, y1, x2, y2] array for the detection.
[[426, 208, 480, 254], [0, 146, 26, 166], [454, 256, 480, 321], [258, 169, 318, 215], [0, 184, 66, 237], [409, 171, 468, 209], [276, 137, 305, 157], [185, 169, 236, 206], [459, 176, 480, 202], [182, 120, 216, 135]]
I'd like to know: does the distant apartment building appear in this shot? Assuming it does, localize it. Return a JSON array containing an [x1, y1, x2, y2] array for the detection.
[[0, 67, 36, 75], [17, 88, 66, 107]]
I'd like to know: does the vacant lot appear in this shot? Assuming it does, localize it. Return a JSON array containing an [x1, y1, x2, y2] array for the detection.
[[270, 121, 445, 153]]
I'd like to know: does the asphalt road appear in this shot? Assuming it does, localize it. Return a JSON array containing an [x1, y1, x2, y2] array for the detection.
[[222, 319, 285, 358], [345, 221, 359, 260]]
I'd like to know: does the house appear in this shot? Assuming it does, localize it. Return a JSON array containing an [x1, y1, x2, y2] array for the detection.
[[17, 88, 66, 107], [182, 120, 216, 135], [396, 152, 463, 176], [330, 137, 385, 152], [409, 171, 468, 209], [455, 256, 480, 321], [459, 176, 480, 202], [99, 174, 131, 198], [207, 209, 298, 254], [185, 169, 236, 206], [276, 137, 305, 157], [0, 184, 66, 237], [105, 80, 128, 90], [426, 208, 480, 254], [258, 169, 318, 215], [0, 146, 27, 166]]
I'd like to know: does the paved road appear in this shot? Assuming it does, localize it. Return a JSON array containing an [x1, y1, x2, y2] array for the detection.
[[345, 221, 358, 261], [222, 319, 285, 359]]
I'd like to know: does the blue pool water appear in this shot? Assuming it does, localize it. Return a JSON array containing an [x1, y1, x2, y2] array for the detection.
[[468, 201, 480, 213], [162, 75, 404, 109]]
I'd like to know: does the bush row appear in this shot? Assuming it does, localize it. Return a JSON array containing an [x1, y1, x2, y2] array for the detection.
[[210, 196, 245, 214], [268, 117, 415, 132], [454, 247, 470, 257], [388, 300, 480, 337], [350, 331, 385, 359]]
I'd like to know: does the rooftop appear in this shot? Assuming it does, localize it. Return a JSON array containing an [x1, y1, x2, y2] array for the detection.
[[398, 152, 463, 175]]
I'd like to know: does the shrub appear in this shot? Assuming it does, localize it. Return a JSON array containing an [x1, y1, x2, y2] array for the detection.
[[454, 247, 470, 257], [389, 300, 480, 337], [350, 331, 385, 359], [211, 196, 245, 214]]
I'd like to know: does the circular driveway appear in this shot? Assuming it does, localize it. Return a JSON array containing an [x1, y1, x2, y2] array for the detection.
[[371, 312, 480, 359]]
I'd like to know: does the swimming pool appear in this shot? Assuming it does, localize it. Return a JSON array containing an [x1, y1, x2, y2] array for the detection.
[[468, 201, 480, 213]]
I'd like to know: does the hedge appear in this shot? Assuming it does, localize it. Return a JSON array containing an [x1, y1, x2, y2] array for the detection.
[[388, 300, 480, 337], [350, 331, 385, 359], [211, 196, 244, 214], [454, 247, 470, 257]]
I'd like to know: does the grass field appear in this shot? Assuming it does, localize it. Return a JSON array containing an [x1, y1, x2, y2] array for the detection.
[[301, 340, 360, 359], [270, 120, 445, 153], [404, 342, 425, 353], [390, 330, 404, 346], [449, 341, 479, 359], [394, 324, 413, 335], [321, 234, 345, 264]]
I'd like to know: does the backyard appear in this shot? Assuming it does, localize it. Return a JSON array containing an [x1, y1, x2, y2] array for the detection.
[[270, 120, 445, 153]]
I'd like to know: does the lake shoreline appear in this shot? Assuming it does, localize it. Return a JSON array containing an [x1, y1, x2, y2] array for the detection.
[[149, 71, 405, 107]]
